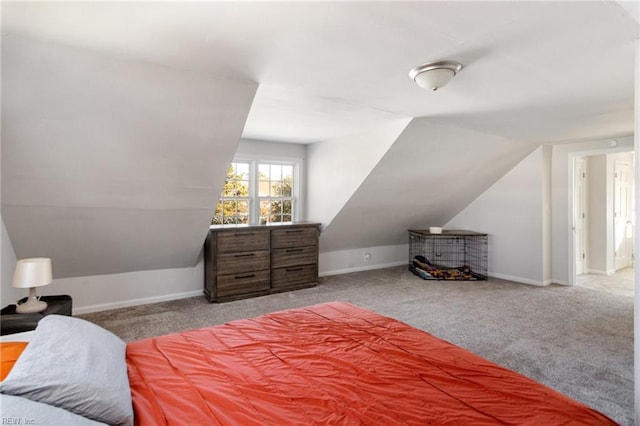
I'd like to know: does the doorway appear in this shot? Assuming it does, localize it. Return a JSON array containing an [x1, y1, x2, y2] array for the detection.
[[572, 151, 635, 289]]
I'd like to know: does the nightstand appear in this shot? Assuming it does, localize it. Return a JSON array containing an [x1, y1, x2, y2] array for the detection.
[[1, 295, 73, 335]]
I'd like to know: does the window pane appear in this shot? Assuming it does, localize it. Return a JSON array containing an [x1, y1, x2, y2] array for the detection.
[[222, 163, 250, 196], [237, 214, 249, 224], [235, 162, 249, 177], [258, 164, 270, 180], [271, 181, 282, 197], [282, 214, 292, 223], [237, 180, 249, 196], [259, 180, 270, 197], [281, 177, 292, 196], [237, 200, 249, 215], [259, 200, 270, 224], [212, 200, 224, 224], [222, 200, 236, 224], [283, 200, 292, 215], [218, 200, 243, 224], [270, 165, 282, 181]]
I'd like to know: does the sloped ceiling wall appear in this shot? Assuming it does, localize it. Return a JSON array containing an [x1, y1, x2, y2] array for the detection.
[[306, 118, 411, 227], [319, 118, 539, 252], [2, 37, 257, 278]]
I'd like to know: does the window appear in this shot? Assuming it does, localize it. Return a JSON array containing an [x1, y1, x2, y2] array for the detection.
[[258, 163, 294, 224], [213, 161, 251, 225], [212, 159, 299, 225]]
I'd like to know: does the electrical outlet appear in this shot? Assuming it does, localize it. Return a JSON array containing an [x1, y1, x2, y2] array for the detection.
[[364, 253, 371, 263]]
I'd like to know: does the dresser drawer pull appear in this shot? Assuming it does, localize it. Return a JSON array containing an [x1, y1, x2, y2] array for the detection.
[[234, 253, 256, 258], [235, 232, 254, 236], [235, 274, 256, 279], [286, 267, 304, 272], [285, 248, 303, 253], [285, 230, 303, 233]]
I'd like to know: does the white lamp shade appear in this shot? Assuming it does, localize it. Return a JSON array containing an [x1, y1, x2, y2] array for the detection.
[[13, 258, 53, 289], [413, 68, 456, 91]]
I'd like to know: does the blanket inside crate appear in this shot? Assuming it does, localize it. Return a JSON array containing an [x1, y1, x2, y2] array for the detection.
[[410, 255, 476, 280]]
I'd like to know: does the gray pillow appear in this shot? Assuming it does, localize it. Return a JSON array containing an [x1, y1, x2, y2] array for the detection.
[[0, 315, 133, 426], [1, 394, 108, 425]]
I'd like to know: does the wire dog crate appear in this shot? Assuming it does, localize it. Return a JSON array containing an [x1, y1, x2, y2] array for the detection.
[[408, 229, 488, 280]]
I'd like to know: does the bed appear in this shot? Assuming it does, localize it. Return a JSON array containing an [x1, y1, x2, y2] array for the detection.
[[1, 302, 616, 425]]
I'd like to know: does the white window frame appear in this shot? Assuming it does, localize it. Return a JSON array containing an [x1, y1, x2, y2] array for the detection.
[[214, 155, 303, 226], [215, 160, 252, 225]]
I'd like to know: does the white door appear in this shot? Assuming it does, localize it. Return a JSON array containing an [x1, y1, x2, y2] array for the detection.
[[614, 160, 634, 270], [574, 158, 587, 275]]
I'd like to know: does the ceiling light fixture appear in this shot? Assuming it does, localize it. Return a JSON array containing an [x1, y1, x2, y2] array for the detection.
[[409, 60, 463, 91]]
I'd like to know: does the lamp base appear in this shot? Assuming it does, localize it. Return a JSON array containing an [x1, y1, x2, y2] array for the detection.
[[16, 295, 47, 314]]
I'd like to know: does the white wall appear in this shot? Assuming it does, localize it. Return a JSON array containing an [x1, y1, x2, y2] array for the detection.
[[551, 135, 634, 285], [633, 36, 639, 426], [236, 138, 306, 159], [1, 217, 20, 307], [306, 118, 411, 229], [51, 254, 204, 315], [445, 146, 548, 285], [2, 214, 203, 313], [319, 118, 538, 252], [319, 244, 407, 276]]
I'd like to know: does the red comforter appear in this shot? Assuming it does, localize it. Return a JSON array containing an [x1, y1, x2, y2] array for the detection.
[[126, 302, 615, 425]]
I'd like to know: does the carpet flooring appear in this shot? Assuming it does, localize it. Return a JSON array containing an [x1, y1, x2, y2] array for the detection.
[[80, 266, 633, 425]]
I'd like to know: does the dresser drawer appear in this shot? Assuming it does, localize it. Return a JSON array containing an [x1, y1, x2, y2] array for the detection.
[[217, 270, 271, 297], [217, 230, 270, 253], [217, 250, 270, 275], [272, 245, 317, 268], [272, 264, 317, 289], [271, 227, 318, 249]]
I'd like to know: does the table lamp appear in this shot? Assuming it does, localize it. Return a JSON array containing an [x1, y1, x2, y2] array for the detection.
[[13, 258, 52, 314]]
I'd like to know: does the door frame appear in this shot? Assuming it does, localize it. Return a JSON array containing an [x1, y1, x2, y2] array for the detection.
[[573, 157, 588, 275], [568, 148, 635, 286]]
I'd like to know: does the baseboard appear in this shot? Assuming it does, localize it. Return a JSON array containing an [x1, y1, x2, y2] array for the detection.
[[489, 272, 548, 287], [320, 260, 407, 277], [73, 290, 202, 315], [319, 244, 408, 277]]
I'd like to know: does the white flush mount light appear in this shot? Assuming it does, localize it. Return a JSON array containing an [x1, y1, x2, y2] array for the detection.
[[409, 60, 463, 91]]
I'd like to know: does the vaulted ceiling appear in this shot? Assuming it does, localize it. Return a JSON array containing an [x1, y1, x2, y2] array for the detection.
[[2, 2, 637, 278], [3, 1, 637, 144]]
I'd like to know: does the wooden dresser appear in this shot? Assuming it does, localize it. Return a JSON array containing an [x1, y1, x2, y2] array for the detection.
[[204, 223, 321, 302]]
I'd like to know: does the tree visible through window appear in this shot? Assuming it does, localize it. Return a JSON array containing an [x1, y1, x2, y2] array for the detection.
[[212, 162, 250, 225], [212, 160, 296, 226]]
